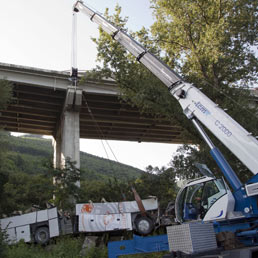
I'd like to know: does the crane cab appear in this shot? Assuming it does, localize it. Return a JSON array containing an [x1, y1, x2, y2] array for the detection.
[[175, 165, 235, 223]]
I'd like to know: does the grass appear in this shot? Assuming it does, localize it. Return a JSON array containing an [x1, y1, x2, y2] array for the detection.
[[2, 235, 169, 258]]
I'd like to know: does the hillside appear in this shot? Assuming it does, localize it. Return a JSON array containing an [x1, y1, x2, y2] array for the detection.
[[6, 134, 143, 181], [1, 132, 176, 217]]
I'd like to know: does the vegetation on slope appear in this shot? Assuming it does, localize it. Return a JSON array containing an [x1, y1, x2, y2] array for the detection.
[[0, 131, 177, 215], [5, 133, 143, 181]]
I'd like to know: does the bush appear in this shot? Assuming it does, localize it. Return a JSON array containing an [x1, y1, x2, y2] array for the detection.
[[6, 240, 46, 258], [48, 236, 83, 258], [83, 246, 108, 258], [0, 228, 7, 258], [5, 236, 107, 258]]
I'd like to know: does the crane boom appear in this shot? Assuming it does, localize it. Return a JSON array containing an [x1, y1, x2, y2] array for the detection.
[[74, 1, 258, 176]]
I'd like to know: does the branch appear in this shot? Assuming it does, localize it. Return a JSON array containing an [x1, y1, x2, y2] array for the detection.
[[196, 2, 210, 25], [151, 39, 190, 50]]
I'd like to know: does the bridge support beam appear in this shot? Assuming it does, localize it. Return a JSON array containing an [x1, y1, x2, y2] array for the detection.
[[52, 87, 82, 187]]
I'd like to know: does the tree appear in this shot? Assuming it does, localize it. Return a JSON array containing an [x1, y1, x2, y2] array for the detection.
[[169, 145, 221, 180], [151, 0, 257, 88], [0, 229, 7, 258], [0, 79, 12, 167], [0, 80, 12, 211], [150, 0, 258, 181], [1, 172, 53, 215], [51, 158, 81, 211], [134, 166, 178, 209], [0, 80, 12, 110]]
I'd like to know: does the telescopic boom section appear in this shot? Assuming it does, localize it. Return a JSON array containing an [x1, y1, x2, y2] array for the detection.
[[74, 1, 258, 176], [74, 1, 182, 87]]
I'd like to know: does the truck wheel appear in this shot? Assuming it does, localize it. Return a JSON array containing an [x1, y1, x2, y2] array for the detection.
[[34, 227, 50, 245], [135, 216, 154, 235]]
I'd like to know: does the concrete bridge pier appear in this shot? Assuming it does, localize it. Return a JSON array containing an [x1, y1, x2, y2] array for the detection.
[[52, 87, 82, 187]]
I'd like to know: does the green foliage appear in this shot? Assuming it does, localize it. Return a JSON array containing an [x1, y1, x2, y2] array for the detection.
[[80, 165, 177, 210], [134, 166, 178, 209], [170, 145, 217, 180], [2, 172, 53, 215], [0, 171, 9, 215], [0, 228, 7, 258], [78, 166, 178, 209], [4, 236, 167, 258], [80, 151, 143, 181], [83, 246, 107, 258], [2, 135, 52, 175], [46, 236, 84, 258], [0, 131, 11, 171], [170, 142, 253, 184], [50, 159, 80, 211], [6, 236, 84, 258], [0, 135, 52, 215], [151, 0, 258, 88], [0, 131, 178, 213], [0, 80, 12, 110], [7, 241, 44, 258], [79, 177, 135, 203], [0, 135, 145, 216], [4, 135, 142, 180]]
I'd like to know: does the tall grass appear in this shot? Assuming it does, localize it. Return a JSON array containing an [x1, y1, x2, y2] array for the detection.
[[3, 236, 167, 258], [4, 236, 107, 258]]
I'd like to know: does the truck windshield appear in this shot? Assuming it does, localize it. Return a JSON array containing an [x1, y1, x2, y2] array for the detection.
[[176, 179, 227, 222]]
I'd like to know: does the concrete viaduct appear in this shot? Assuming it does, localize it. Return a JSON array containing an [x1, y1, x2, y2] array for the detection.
[[0, 62, 188, 170]]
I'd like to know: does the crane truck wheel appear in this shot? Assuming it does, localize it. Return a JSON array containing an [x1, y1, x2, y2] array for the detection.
[[34, 226, 50, 245], [134, 216, 154, 236]]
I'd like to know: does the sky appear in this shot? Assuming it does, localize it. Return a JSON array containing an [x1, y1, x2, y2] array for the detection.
[[0, 0, 180, 170]]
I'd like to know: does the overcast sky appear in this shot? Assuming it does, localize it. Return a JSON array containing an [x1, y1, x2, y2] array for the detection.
[[0, 0, 180, 170]]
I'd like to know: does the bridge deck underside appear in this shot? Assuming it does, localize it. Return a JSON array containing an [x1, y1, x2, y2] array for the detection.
[[0, 83, 188, 143]]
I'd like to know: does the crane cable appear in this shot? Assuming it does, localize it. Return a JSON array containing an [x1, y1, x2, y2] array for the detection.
[[82, 92, 119, 164], [71, 8, 78, 88], [71, 8, 121, 169]]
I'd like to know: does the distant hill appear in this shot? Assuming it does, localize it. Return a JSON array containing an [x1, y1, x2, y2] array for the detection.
[[6, 134, 143, 181]]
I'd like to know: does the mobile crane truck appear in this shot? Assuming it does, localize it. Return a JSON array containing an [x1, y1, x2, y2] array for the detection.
[[73, 1, 258, 257]]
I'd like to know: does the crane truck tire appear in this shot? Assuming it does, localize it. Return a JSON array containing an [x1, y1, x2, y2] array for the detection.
[[34, 226, 50, 245], [134, 216, 154, 236]]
